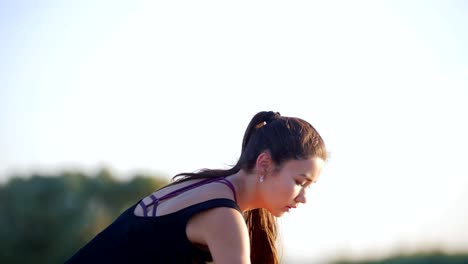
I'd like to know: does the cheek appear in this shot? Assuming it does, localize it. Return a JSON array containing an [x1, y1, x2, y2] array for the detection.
[[274, 178, 297, 196]]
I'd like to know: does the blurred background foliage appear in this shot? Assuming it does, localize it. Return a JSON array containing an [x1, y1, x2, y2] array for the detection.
[[332, 251, 468, 264], [0, 168, 167, 264], [0, 170, 466, 264]]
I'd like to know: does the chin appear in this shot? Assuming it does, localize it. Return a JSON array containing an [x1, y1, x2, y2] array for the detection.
[[271, 210, 286, 217], [264, 207, 286, 217]]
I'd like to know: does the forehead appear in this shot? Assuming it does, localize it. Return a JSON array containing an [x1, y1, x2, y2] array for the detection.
[[280, 157, 324, 181]]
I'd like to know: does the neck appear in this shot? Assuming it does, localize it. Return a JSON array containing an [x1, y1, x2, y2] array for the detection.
[[227, 170, 261, 212]]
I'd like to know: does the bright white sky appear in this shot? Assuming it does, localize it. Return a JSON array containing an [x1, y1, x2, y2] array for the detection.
[[1, 0, 467, 262]]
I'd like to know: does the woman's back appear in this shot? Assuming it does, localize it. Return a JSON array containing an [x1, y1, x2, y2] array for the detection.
[[65, 177, 242, 264], [134, 177, 237, 218]]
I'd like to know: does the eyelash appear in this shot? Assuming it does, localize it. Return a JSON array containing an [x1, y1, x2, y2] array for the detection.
[[296, 181, 308, 187]]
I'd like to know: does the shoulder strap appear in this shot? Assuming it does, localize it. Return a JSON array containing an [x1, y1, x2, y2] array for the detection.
[[157, 177, 230, 201], [141, 177, 237, 217], [214, 178, 237, 203]]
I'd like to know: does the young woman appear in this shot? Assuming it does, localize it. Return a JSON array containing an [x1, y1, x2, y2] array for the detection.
[[65, 111, 327, 264]]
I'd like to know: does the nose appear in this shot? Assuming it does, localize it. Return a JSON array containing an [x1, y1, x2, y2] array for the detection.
[[295, 189, 307, 204]]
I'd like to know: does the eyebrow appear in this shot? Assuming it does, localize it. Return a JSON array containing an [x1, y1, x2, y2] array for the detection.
[[300, 173, 316, 183]]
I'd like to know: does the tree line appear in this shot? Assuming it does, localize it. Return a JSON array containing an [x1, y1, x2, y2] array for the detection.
[[0, 168, 168, 264]]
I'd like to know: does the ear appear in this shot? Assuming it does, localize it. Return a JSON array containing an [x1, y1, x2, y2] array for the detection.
[[255, 151, 273, 176]]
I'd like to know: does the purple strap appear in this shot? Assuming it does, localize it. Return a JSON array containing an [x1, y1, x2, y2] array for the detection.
[[139, 177, 237, 217], [138, 200, 147, 217], [150, 194, 159, 217], [216, 178, 237, 203]]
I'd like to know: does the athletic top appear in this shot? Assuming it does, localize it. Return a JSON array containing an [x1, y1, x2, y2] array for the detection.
[[65, 177, 241, 264]]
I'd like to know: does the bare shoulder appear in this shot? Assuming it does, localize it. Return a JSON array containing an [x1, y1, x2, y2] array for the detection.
[[135, 179, 236, 217], [187, 207, 250, 264]]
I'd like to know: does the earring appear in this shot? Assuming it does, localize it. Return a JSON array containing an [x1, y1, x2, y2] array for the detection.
[[259, 175, 264, 183]]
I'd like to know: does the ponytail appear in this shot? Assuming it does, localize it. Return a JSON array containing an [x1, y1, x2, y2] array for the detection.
[[245, 208, 279, 264]]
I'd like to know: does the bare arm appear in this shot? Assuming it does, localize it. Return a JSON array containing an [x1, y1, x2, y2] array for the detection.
[[200, 207, 250, 264]]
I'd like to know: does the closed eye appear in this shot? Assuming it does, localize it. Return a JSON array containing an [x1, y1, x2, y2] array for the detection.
[[296, 180, 310, 188]]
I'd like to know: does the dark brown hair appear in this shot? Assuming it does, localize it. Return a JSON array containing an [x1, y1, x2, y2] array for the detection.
[[171, 111, 327, 264]]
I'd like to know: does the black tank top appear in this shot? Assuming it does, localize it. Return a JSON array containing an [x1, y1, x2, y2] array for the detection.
[[65, 177, 241, 264]]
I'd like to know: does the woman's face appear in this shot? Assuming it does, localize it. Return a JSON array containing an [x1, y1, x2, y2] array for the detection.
[[261, 156, 324, 217]]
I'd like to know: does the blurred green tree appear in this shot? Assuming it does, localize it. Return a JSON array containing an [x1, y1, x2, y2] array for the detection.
[[0, 168, 167, 264]]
